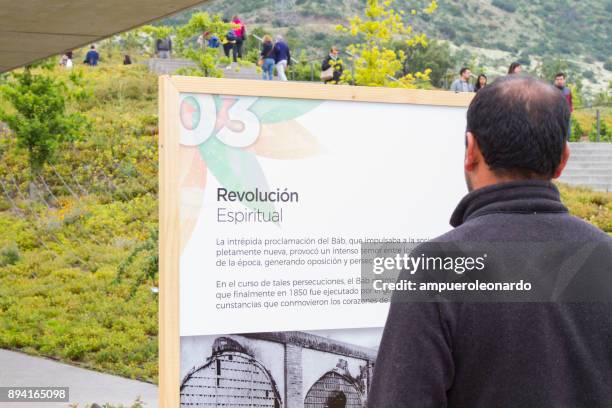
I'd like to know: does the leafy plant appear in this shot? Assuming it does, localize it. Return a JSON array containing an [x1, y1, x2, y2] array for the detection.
[[589, 120, 611, 142], [570, 116, 584, 141], [173, 12, 234, 77], [0, 68, 88, 178], [0, 242, 20, 267], [336, 0, 437, 88], [114, 228, 158, 298], [396, 40, 455, 88]]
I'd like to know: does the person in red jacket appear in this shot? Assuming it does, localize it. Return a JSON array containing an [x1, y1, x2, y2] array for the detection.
[[231, 15, 246, 60]]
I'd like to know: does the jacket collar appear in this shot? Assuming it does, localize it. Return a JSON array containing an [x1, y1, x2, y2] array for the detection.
[[450, 180, 568, 227]]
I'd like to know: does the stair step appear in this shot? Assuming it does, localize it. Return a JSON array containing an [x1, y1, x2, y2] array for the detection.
[[567, 155, 612, 162], [562, 167, 612, 174], [559, 175, 612, 184], [569, 142, 612, 149]]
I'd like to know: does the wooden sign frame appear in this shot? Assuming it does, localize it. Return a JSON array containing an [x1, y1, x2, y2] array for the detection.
[[158, 75, 473, 407]]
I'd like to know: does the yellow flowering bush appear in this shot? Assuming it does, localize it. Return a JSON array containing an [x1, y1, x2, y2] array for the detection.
[[336, 0, 437, 88]]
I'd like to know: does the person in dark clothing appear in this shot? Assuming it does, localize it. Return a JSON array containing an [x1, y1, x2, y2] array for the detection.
[[474, 73, 487, 92], [554, 72, 574, 139], [223, 29, 237, 62], [155, 37, 172, 59], [368, 75, 612, 408], [83, 45, 99, 66], [260, 35, 275, 80], [554, 72, 573, 113], [554, 72, 574, 138], [272, 35, 291, 81], [321, 46, 343, 84]]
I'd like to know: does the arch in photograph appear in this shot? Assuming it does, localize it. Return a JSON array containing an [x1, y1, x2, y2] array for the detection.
[[304, 370, 364, 408], [180, 337, 282, 407]]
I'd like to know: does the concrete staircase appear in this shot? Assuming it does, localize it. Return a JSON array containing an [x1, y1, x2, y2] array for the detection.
[[146, 58, 260, 80], [222, 64, 261, 80], [146, 58, 196, 74], [559, 142, 612, 192]]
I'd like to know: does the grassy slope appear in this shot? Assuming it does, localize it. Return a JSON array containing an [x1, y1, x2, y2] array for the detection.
[[0, 65, 159, 382], [0, 63, 610, 385]]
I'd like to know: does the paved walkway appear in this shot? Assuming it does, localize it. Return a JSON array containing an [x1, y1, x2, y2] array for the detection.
[[0, 349, 158, 408]]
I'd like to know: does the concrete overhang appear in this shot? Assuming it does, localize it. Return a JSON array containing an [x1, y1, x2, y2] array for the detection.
[[0, 0, 208, 73]]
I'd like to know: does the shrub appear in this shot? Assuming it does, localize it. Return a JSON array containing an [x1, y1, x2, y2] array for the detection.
[[570, 116, 584, 141], [0, 68, 88, 178], [492, 0, 517, 13], [589, 120, 611, 142], [583, 70, 595, 81], [0, 242, 20, 266], [439, 26, 456, 40]]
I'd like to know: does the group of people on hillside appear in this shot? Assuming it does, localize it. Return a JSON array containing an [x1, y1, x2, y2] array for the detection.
[[195, 15, 345, 83], [63, 13, 342, 84], [59, 45, 133, 69], [196, 15, 294, 81], [195, 15, 248, 64], [59, 45, 101, 68]]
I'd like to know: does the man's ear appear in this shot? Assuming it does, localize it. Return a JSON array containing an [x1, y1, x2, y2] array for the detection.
[[465, 131, 479, 172], [553, 142, 570, 179]]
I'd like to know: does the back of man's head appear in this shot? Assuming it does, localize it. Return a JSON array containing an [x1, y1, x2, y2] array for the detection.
[[466, 75, 570, 179]]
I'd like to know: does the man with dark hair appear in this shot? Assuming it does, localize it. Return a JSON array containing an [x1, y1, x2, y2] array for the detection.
[[369, 76, 612, 407], [450, 67, 473, 92], [554, 72, 574, 138], [83, 45, 99, 66], [156, 36, 172, 59], [555, 72, 574, 113]]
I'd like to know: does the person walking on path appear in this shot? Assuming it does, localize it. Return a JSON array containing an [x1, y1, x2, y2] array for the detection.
[[260, 35, 275, 81], [83, 45, 99, 66], [231, 15, 246, 61], [156, 36, 172, 59], [450, 67, 474, 92], [222, 20, 237, 63], [321, 46, 343, 84], [272, 35, 291, 81]]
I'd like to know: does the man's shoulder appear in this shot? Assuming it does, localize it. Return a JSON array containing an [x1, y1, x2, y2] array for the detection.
[[429, 211, 611, 243]]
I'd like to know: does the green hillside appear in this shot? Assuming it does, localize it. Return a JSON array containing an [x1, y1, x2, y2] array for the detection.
[[167, 0, 612, 90], [0, 65, 159, 382]]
